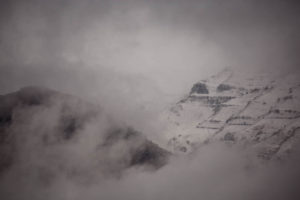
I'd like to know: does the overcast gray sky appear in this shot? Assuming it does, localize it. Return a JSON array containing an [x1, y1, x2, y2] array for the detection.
[[1, 2, 300, 200], [0, 0, 300, 100]]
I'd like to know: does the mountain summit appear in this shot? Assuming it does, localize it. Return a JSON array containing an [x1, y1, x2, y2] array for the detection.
[[163, 68, 300, 160], [0, 86, 170, 183]]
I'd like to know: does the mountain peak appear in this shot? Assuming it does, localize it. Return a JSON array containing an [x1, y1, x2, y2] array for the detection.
[[162, 69, 300, 159], [0, 87, 170, 178], [209, 67, 233, 84]]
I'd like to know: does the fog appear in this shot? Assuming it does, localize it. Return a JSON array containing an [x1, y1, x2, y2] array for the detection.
[[1, 0, 300, 200], [1, 0, 300, 136], [0, 93, 299, 200], [1, 0, 300, 95], [1, 124, 300, 200]]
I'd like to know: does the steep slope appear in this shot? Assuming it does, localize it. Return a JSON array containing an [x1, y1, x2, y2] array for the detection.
[[0, 86, 170, 183], [162, 68, 300, 160]]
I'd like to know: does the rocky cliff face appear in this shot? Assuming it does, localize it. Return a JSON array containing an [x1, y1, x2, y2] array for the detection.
[[162, 68, 300, 160], [0, 86, 170, 182]]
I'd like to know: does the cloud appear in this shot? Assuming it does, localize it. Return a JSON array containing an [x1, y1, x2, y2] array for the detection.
[[1, 0, 299, 97], [0, 1, 300, 200], [1, 139, 300, 200]]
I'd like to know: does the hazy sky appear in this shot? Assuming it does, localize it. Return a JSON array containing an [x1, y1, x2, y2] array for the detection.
[[1, 1, 300, 200], [0, 0, 300, 100]]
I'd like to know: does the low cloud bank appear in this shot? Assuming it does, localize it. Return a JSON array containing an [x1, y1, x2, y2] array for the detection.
[[1, 141, 300, 200], [0, 86, 300, 200]]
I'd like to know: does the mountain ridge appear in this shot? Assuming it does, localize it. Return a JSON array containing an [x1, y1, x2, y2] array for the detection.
[[0, 86, 170, 182], [162, 68, 300, 160]]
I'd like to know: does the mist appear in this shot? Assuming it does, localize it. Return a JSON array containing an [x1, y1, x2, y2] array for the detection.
[[1, 0, 300, 95], [1, 134, 300, 200], [1, 0, 300, 137], [1, 0, 300, 200]]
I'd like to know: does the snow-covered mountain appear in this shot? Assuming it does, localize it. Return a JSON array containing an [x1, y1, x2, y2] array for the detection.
[[162, 68, 300, 160]]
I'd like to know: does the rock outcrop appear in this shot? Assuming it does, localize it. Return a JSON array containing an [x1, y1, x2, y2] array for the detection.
[[0, 86, 170, 182], [162, 68, 300, 161]]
